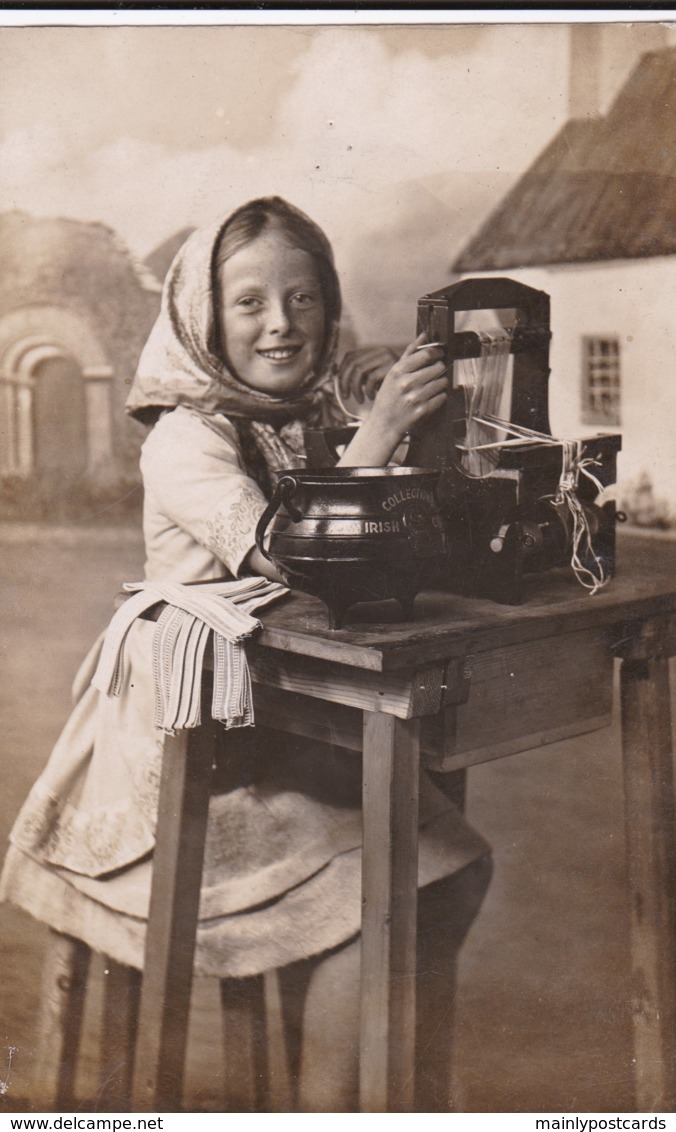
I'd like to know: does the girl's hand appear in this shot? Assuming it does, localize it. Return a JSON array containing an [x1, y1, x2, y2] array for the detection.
[[371, 334, 447, 436], [337, 334, 446, 467], [338, 345, 402, 404]]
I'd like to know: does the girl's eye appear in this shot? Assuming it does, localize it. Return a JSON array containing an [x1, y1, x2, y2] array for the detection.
[[291, 292, 317, 307], [236, 296, 263, 311]]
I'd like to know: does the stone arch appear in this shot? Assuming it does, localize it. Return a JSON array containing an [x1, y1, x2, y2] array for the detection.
[[0, 305, 109, 370], [0, 305, 114, 476]]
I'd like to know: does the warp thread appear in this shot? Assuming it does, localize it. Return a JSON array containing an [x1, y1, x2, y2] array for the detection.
[[458, 328, 513, 477]]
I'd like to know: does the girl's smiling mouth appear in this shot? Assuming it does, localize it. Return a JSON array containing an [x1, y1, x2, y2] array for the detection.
[[257, 346, 303, 361]]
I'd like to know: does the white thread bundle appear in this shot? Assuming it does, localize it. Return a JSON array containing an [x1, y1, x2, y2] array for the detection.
[[551, 440, 609, 596], [92, 578, 288, 733]]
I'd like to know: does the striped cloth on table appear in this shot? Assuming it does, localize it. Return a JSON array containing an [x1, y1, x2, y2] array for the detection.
[[91, 578, 288, 733]]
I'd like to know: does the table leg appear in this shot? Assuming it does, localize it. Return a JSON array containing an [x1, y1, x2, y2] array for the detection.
[[620, 651, 676, 1112], [131, 720, 216, 1111], [359, 713, 420, 1113], [35, 931, 90, 1109], [100, 960, 142, 1110]]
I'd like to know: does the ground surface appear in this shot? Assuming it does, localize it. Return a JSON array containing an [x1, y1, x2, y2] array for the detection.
[[0, 524, 673, 1112]]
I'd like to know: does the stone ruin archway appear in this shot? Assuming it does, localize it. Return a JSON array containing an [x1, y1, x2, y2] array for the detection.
[[0, 305, 114, 478]]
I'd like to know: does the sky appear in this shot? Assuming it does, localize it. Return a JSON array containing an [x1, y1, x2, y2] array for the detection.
[[0, 22, 573, 255], [0, 17, 673, 339]]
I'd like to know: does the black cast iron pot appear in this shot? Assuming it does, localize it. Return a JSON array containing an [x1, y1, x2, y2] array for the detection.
[[255, 466, 447, 629]]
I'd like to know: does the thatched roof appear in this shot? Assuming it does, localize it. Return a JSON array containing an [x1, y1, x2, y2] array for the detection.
[[453, 47, 676, 271], [145, 227, 195, 282]]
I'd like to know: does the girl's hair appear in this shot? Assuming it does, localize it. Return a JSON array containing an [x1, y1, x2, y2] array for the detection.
[[212, 196, 341, 371]]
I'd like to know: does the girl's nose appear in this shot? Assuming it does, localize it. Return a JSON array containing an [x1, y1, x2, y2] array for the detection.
[[266, 300, 292, 335]]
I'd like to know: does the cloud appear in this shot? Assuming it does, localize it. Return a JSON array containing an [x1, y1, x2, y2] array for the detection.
[[0, 29, 567, 222]]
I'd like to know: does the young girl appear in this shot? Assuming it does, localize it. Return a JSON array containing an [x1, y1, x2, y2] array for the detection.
[[0, 197, 491, 1112]]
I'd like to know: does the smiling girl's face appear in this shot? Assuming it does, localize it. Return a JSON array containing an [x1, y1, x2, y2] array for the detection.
[[217, 229, 326, 396]]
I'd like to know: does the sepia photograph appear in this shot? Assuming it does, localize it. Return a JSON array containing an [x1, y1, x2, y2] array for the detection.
[[0, 7, 675, 1118]]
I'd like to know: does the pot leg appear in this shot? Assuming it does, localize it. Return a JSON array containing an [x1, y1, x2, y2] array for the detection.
[[398, 592, 417, 623], [327, 600, 348, 631]]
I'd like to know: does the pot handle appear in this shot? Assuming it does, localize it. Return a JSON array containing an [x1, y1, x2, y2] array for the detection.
[[255, 474, 303, 561]]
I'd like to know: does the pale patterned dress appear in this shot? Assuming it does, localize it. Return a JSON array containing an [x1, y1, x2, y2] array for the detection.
[[0, 405, 489, 977]]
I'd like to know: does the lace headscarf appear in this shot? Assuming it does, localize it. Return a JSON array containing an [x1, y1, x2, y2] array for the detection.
[[126, 199, 344, 463]]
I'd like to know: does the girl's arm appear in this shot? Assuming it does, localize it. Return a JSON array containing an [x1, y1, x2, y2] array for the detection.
[[142, 409, 286, 583], [241, 545, 286, 584], [337, 336, 446, 468]]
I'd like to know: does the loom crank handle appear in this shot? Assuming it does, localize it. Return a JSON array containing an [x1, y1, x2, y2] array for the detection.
[[490, 523, 538, 555], [489, 524, 511, 554], [255, 475, 304, 562]]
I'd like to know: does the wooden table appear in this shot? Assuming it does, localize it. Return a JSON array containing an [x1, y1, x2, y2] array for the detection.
[[131, 538, 676, 1113]]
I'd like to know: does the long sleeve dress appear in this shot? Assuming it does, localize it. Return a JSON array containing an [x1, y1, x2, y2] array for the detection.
[[0, 404, 490, 979]]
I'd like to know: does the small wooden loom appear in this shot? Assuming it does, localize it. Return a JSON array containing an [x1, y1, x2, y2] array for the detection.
[[408, 277, 622, 604]]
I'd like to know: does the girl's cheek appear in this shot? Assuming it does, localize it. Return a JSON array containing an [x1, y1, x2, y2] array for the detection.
[[303, 309, 326, 344], [236, 315, 262, 341]]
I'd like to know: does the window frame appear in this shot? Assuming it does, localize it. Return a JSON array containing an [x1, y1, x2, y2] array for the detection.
[[581, 334, 621, 428]]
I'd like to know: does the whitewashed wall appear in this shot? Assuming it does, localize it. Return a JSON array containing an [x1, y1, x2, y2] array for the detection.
[[475, 260, 676, 517]]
